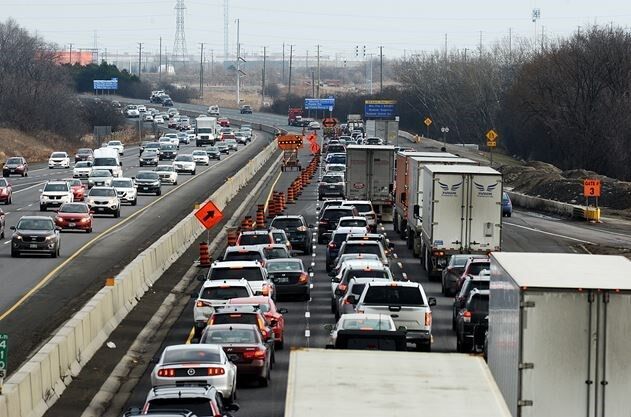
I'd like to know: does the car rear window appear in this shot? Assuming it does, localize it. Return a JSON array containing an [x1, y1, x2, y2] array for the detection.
[[270, 218, 303, 229], [342, 243, 381, 256], [224, 251, 263, 262], [468, 295, 489, 313], [332, 232, 349, 246], [345, 269, 389, 281], [148, 399, 212, 415], [468, 263, 490, 275], [452, 256, 470, 267], [346, 203, 372, 213], [163, 348, 221, 364], [209, 267, 263, 281], [263, 247, 289, 259], [212, 314, 258, 326], [201, 286, 250, 300], [328, 155, 346, 164], [239, 234, 271, 245], [321, 175, 343, 184], [327, 145, 345, 153], [363, 286, 424, 306], [339, 219, 367, 227], [323, 209, 354, 220], [464, 280, 490, 295], [202, 328, 258, 344]]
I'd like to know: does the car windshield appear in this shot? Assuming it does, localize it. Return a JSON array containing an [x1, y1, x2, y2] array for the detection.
[[89, 188, 115, 197], [267, 261, 302, 272], [0, 179, 7, 187], [224, 251, 263, 262], [111, 180, 133, 188], [17, 218, 53, 230], [239, 234, 270, 245], [209, 267, 263, 281], [468, 263, 490, 275], [468, 295, 490, 313], [340, 219, 367, 227], [146, 143, 160, 149], [270, 218, 303, 229], [463, 280, 490, 295], [147, 399, 212, 415], [156, 166, 174, 172], [160, 145, 175, 150], [271, 232, 287, 243], [328, 155, 346, 164], [93, 158, 117, 166], [78, 149, 92, 154], [263, 247, 289, 259], [44, 183, 68, 192], [363, 286, 424, 306], [91, 170, 111, 177], [59, 203, 88, 213], [323, 209, 354, 220], [327, 165, 345, 171], [6, 158, 22, 164], [175, 155, 193, 162], [350, 283, 367, 296], [65, 179, 81, 186], [202, 328, 258, 344], [333, 232, 349, 246], [343, 244, 382, 257], [108, 141, 121, 146], [136, 172, 159, 180], [75, 161, 91, 168], [345, 269, 389, 280], [212, 314, 258, 326], [322, 175, 343, 184], [163, 348, 221, 365], [346, 203, 372, 213], [201, 286, 250, 300], [192, 151, 207, 156], [340, 317, 393, 330], [206, 147, 218, 152], [502, 192, 510, 202], [51, 152, 66, 158]]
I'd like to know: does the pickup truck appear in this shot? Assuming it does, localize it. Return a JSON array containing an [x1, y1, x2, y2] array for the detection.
[[355, 280, 436, 351]]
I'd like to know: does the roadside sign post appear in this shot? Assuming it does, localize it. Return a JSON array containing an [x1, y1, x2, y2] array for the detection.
[[194, 201, 224, 244], [0, 333, 8, 394], [486, 129, 499, 167], [424, 117, 432, 138], [583, 179, 601, 222], [440, 126, 449, 149]]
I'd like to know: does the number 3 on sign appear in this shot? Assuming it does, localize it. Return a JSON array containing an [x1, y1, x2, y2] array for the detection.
[[583, 179, 601, 198]]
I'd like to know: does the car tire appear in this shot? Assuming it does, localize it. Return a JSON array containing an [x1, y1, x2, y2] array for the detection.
[[1, 229, 4, 239], [304, 291, 311, 301], [507, 212, 512, 217], [132, 198, 137, 206], [87, 228, 92, 233], [11, 248, 19, 257], [114, 209, 120, 218], [24, 171, 28, 177], [330, 298, 336, 313], [417, 342, 431, 352], [156, 189, 161, 196], [259, 367, 271, 387], [192, 170, 196, 175], [40, 204, 46, 211], [51, 247, 58, 258]]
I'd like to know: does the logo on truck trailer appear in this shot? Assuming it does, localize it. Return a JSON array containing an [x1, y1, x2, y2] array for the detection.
[[473, 182, 499, 197], [438, 181, 462, 196]]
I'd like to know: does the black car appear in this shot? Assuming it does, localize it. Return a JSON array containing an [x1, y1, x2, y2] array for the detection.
[[269, 215, 313, 254], [139, 150, 159, 166], [74, 148, 94, 162], [205, 146, 221, 160], [317, 206, 358, 243], [266, 258, 312, 300], [452, 275, 490, 330], [240, 105, 253, 114], [455, 289, 489, 353], [134, 171, 162, 196], [159, 144, 178, 160], [11, 216, 60, 258], [0, 208, 5, 238]]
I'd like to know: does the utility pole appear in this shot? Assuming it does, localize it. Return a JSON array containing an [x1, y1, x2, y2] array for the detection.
[[464, 47, 468, 62], [262, 46, 266, 105], [444, 33, 448, 60], [508, 28, 512, 63], [316, 44, 321, 98], [137, 42, 143, 78], [282, 43, 285, 84], [236, 18, 240, 106], [379, 45, 383, 92], [199, 42, 205, 98], [211, 49, 214, 78], [306, 50, 309, 72], [479, 31, 483, 57], [69, 43, 73, 64], [311, 70, 315, 97], [288, 44, 294, 97], [159, 37, 162, 81]]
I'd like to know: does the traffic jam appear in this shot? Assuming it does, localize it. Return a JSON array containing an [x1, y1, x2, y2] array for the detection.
[[124, 113, 506, 416]]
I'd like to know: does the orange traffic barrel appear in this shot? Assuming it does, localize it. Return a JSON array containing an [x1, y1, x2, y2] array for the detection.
[[227, 228, 238, 246], [199, 242, 211, 267]]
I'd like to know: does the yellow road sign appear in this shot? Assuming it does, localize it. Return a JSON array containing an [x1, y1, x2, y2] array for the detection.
[[487, 139, 497, 148], [486, 129, 498, 141], [424, 117, 432, 127]]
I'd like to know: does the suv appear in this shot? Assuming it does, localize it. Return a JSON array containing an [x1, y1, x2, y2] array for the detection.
[[240, 105, 253, 114], [318, 173, 345, 200], [206, 261, 273, 300], [134, 171, 162, 196], [340, 200, 377, 231], [141, 385, 239, 416], [456, 257, 491, 290], [336, 240, 389, 268], [86, 186, 121, 217], [325, 227, 370, 272], [111, 177, 138, 206], [222, 245, 266, 264], [455, 289, 489, 353], [441, 254, 487, 296], [452, 275, 490, 330], [337, 278, 388, 317], [318, 206, 359, 243], [208, 105, 220, 116], [193, 278, 254, 337], [3, 157, 28, 177], [269, 215, 313, 254], [10, 216, 61, 258], [332, 260, 393, 319], [355, 281, 436, 351], [40, 181, 73, 211], [207, 305, 274, 344]]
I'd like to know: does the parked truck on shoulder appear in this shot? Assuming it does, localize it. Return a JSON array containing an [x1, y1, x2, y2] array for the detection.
[[285, 348, 511, 417], [488, 252, 631, 417], [420, 165, 502, 277], [345, 145, 395, 222]]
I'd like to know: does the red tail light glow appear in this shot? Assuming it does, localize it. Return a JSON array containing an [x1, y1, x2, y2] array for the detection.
[[157, 368, 176, 377], [196, 300, 211, 308], [243, 348, 266, 360], [425, 311, 433, 326], [207, 367, 225, 376], [463, 310, 471, 323], [298, 273, 308, 284]]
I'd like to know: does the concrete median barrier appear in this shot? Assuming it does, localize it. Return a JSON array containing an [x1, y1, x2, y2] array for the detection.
[[507, 190, 585, 219], [0, 135, 279, 417]]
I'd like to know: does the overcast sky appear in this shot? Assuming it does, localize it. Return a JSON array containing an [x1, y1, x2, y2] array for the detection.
[[5, 0, 631, 60]]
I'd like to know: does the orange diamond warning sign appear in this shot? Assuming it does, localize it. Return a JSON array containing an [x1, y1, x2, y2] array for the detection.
[[195, 201, 224, 229]]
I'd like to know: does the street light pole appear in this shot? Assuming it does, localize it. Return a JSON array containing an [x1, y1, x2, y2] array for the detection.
[[440, 126, 449, 149]]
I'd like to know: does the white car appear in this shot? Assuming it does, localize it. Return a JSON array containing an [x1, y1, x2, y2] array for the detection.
[[111, 177, 138, 206], [143, 113, 154, 122], [208, 105, 220, 116], [154, 165, 178, 185], [206, 261, 274, 301], [107, 140, 124, 156], [325, 163, 346, 173], [150, 344, 237, 402], [88, 169, 114, 188], [125, 105, 139, 118], [40, 181, 74, 211], [137, 105, 147, 113], [341, 200, 378, 232], [85, 186, 121, 217], [154, 115, 165, 124], [308, 121, 321, 130], [173, 154, 196, 175], [48, 152, 70, 169], [73, 161, 93, 179], [192, 150, 210, 166], [193, 278, 255, 335], [161, 133, 180, 147]]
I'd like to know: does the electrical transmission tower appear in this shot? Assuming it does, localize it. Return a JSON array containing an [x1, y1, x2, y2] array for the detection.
[[224, 0, 230, 60], [173, 0, 188, 64]]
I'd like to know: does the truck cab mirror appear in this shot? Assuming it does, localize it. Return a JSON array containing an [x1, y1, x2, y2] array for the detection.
[[428, 297, 437, 307]]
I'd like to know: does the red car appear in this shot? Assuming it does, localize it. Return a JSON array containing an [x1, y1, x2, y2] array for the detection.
[[64, 178, 86, 201], [218, 118, 230, 127], [54, 202, 93, 233], [0, 178, 12, 205], [2, 156, 28, 177], [228, 296, 288, 349]]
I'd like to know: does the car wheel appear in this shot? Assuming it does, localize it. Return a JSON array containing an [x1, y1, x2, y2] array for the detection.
[[325, 263, 331, 273], [40, 204, 46, 211], [24, 171, 28, 177], [192, 170, 196, 175], [507, 212, 512, 217], [417, 342, 431, 352], [304, 291, 311, 301], [87, 228, 92, 233], [114, 209, 120, 218], [156, 189, 161, 196], [330, 298, 336, 313], [51, 247, 58, 258], [276, 338, 284, 350], [1, 229, 4, 239], [11, 248, 19, 257], [132, 198, 137, 206]]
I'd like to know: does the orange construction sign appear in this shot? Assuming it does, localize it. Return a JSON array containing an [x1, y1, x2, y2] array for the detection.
[[310, 142, 321, 154], [306, 133, 317, 144], [277, 134, 303, 151], [195, 201, 224, 229], [583, 179, 601, 197]]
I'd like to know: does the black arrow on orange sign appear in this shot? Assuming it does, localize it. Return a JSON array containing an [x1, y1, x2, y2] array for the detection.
[[203, 210, 215, 222]]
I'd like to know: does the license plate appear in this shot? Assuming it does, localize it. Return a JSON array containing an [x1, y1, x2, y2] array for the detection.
[[68, 222, 76, 227], [29, 244, 38, 249], [9, 169, 15, 172], [142, 187, 149, 191], [97, 207, 105, 211], [328, 185, 337, 189], [275, 277, 289, 283]]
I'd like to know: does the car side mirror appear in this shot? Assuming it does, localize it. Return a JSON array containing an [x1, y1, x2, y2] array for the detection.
[[196, 273, 206, 282], [308, 224, 314, 228], [397, 326, 408, 332], [278, 308, 288, 314], [323, 324, 334, 332], [225, 403, 240, 412], [428, 297, 437, 307], [10, 226, 16, 230]]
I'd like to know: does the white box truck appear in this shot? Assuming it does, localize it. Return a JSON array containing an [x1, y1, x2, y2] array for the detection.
[[420, 164, 502, 277], [488, 252, 631, 417], [93, 147, 122, 177], [365, 119, 399, 144], [345, 145, 395, 222], [285, 349, 511, 417], [407, 156, 478, 257], [195, 116, 217, 146]]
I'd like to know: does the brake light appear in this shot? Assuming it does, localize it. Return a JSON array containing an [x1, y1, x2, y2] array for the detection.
[[338, 283, 347, 293], [229, 314, 242, 318], [297, 226, 307, 232], [243, 348, 266, 359], [157, 368, 176, 377], [196, 300, 211, 308], [298, 273, 308, 284], [328, 242, 336, 249], [207, 367, 225, 376], [425, 311, 433, 326], [463, 310, 471, 323], [261, 285, 270, 296], [343, 297, 354, 305], [432, 250, 445, 257]]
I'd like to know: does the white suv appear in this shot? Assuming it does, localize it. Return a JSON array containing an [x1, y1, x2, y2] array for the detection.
[[40, 181, 73, 211], [355, 281, 436, 351], [48, 152, 70, 169], [341, 200, 377, 232], [111, 177, 138, 206], [193, 278, 254, 336], [107, 140, 124, 156], [206, 261, 274, 300], [86, 186, 121, 217]]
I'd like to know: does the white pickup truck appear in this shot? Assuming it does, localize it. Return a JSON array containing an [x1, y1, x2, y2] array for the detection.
[[355, 280, 436, 351]]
